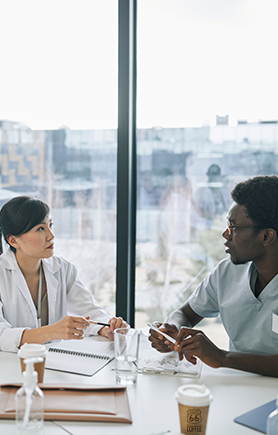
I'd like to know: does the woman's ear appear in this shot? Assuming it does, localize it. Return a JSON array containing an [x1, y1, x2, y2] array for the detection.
[[7, 235, 19, 249]]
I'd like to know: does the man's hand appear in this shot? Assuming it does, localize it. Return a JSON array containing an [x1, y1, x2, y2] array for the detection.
[[148, 322, 179, 353], [175, 326, 225, 367]]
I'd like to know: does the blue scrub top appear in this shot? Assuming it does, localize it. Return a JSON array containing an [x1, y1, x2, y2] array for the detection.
[[188, 258, 278, 354]]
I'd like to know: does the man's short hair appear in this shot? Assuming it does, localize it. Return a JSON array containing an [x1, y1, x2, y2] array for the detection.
[[231, 175, 278, 232]]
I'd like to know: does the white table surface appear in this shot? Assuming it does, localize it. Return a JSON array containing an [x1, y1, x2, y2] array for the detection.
[[1, 339, 278, 435]]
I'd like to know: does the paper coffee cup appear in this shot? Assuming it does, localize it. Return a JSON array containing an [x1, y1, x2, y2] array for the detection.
[[18, 343, 48, 383], [175, 384, 212, 435]]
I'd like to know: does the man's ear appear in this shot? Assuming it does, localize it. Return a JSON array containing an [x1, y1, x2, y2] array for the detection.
[[7, 235, 19, 249], [262, 228, 277, 246]]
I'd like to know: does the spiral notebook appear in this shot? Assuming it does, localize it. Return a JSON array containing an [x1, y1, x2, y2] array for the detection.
[[45, 338, 115, 376]]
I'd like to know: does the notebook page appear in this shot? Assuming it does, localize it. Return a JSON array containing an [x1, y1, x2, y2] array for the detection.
[[45, 337, 114, 376]]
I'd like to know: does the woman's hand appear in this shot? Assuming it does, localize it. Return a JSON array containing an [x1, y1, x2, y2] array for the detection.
[[20, 315, 91, 346], [98, 317, 129, 340], [49, 315, 90, 341]]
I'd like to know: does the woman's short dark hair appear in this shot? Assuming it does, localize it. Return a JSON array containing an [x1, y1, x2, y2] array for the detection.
[[0, 196, 50, 254], [231, 175, 278, 232]]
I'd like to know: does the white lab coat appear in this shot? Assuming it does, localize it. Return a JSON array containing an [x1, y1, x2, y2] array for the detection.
[[0, 249, 111, 352]]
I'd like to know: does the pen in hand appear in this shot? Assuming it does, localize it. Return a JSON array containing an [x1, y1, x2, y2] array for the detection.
[[148, 323, 176, 344], [89, 320, 111, 327]]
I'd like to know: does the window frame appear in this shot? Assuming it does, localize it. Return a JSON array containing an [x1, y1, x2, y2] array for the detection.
[[116, 0, 137, 326]]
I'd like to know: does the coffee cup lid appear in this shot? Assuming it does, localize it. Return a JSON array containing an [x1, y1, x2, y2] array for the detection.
[[18, 343, 48, 358], [175, 384, 212, 407]]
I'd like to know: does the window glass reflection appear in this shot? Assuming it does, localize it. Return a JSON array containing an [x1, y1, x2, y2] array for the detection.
[[0, 1, 117, 316]]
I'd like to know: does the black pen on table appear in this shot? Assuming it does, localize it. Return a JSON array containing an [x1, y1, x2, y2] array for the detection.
[[89, 320, 111, 327]]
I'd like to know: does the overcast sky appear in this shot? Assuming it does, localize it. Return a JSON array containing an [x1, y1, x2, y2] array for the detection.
[[0, 0, 277, 130]]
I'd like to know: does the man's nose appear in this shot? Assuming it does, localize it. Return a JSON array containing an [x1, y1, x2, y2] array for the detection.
[[222, 227, 231, 240]]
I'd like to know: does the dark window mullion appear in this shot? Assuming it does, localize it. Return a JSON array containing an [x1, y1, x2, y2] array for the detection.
[[116, 0, 137, 326]]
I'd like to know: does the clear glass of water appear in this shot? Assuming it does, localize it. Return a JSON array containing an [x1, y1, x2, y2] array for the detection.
[[114, 327, 140, 385]]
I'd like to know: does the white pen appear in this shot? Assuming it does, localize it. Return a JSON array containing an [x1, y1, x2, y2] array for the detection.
[[147, 323, 176, 345]]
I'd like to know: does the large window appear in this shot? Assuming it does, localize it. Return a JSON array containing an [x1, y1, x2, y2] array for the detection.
[[0, 1, 118, 315], [1, 1, 278, 341], [135, 0, 278, 347]]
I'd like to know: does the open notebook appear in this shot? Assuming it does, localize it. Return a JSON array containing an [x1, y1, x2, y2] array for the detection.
[[45, 337, 114, 376], [137, 331, 202, 377]]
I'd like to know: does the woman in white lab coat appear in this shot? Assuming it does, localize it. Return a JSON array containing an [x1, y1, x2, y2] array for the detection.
[[0, 196, 127, 352]]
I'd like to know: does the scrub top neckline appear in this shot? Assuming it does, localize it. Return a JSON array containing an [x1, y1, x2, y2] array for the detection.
[[249, 262, 278, 303]]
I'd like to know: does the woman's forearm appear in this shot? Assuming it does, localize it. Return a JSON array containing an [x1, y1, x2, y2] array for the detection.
[[20, 316, 90, 346], [20, 324, 55, 346]]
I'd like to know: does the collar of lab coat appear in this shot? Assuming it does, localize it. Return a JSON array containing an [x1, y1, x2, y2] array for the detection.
[[0, 249, 62, 325], [0, 248, 61, 274]]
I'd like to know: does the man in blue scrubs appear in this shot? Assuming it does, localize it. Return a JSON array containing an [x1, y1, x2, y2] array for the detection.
[[149, 175, 278, 377]]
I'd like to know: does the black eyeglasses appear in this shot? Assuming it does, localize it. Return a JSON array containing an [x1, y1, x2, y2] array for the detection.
[[226, 220, 259, 236]]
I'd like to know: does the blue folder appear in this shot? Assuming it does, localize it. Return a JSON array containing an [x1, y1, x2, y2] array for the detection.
[[234, 399, 276, 433]]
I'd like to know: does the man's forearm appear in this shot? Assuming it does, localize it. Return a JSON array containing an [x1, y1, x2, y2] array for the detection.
[[166, 303, 203, 329], [222, 351, 278, 377], [175, 327, 278, 377], [166, 309, 194, 328]]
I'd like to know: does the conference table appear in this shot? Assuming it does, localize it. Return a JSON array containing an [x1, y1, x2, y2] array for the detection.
[[1, 335, 278, 435]]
